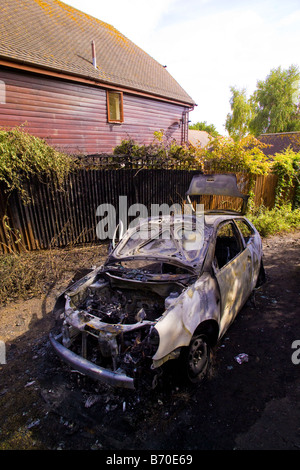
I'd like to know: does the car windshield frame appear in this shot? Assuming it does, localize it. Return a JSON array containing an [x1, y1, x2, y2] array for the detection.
[[110, 216, 208, 268]]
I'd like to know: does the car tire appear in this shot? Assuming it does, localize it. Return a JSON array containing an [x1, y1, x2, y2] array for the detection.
[[185, 334, 210, 383], [256, 259, 266, 287]]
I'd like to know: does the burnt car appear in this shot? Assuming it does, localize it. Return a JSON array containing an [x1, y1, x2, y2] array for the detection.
[[50, 174, 265, 390]]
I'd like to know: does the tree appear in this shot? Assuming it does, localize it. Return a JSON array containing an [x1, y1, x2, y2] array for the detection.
[[249, 65, 300, 135], [189, 121, 220, 137], [225, 86, 252, 141]]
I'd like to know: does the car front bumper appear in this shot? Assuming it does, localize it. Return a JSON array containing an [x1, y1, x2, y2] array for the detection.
[[49, 333, 135, 390]]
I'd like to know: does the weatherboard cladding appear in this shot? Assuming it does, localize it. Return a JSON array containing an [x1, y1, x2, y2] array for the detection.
[[0, 67, 186, 153], [0, 0, 194, 106]]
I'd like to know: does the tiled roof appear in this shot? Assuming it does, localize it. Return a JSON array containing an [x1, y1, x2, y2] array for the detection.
[[258, 132, 300, 156], [188, 130, 211, 148], [0, 0, 195, 106]]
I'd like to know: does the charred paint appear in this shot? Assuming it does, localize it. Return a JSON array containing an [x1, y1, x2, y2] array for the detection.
[[50, 183, 264, 389]]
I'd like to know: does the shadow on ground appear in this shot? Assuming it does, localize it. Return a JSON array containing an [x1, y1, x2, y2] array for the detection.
[[0, 232, 299, 450]]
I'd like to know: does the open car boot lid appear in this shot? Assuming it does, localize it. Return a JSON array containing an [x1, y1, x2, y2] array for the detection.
[[186, 173, 249, 215]]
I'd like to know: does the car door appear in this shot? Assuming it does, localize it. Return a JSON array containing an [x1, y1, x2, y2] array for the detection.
[[213, 220, 252, 338], [234, 218, 262, 290]]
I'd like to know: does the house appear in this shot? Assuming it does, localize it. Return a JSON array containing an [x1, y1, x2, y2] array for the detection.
[[258, 132, 300, 157], [188, 130, 211, 148], [0, 0, 195, 155]]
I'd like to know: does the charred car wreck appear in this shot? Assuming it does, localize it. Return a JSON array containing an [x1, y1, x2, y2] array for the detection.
[[50, 175, 265, 390]]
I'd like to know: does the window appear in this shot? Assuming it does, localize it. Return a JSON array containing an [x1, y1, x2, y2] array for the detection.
[[107, 91, 123, 123], [214, 222, 242, 269], [234, 219, 254, 244]]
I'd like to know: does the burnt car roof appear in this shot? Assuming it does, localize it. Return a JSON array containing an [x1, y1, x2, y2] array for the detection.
[[107, 214, 206, 270], [106, 212, 247, 272]]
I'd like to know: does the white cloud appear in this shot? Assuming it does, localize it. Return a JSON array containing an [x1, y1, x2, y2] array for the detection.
[[279, 9, 300, 26]]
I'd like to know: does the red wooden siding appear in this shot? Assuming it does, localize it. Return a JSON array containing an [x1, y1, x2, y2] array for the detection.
[[0, 67, 190, 154]]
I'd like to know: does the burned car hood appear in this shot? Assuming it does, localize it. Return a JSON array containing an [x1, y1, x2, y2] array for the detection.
[[106, 214, 208, 273]]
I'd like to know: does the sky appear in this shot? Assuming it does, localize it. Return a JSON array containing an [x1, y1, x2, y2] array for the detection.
[[63, 0, 300, 135]]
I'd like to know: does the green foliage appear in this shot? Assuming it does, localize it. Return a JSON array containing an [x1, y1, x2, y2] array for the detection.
[[249, 65, 300, 135], [113, 133, 199, 169], [272, 147, 300, 207], [247, 204, 300, 237], [226, 65, 300, 139], [189, 121, 220, 137], [201, 135, 271, 176], [225, 87, 253, 141], [0, 126, 74, 201], [113, 133, 279, 216], [113, 132, 274, 178]]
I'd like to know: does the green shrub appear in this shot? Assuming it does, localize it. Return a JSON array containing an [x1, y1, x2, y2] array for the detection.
[[272, 148, 300, 207], [0, 126, 73, 201], [202, 135, 271, 176], [113, 133, 200, 169], [248, 204, 300, 237]]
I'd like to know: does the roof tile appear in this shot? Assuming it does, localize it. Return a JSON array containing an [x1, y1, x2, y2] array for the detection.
[[0, 0, 195, 105], [258, 132, 300, 156]]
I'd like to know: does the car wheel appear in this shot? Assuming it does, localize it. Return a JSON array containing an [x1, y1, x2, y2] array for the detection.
[[256, 259, 266, 287], [186, 334, 210, 383]]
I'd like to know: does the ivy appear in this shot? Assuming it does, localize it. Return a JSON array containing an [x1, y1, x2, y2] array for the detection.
[[272, 147, 300, 208], [0, 126, 74, 202]]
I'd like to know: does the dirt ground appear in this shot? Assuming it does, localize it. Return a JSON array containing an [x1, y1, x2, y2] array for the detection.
[[0, 231, 300, 452]]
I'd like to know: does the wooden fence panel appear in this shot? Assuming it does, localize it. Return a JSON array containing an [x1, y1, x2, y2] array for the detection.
[[0, 169, 201, 253], [254, 174, 278, 208], [0, 168, 288, 254]]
